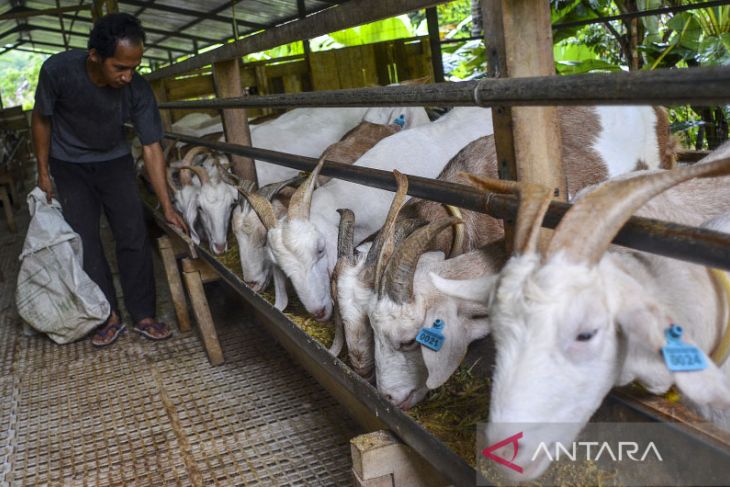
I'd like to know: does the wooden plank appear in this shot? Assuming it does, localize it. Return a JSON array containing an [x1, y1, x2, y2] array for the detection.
[[282, 74, 302, 94], [151, 80, 173, 132], [182, 261, 225, 366], [350, 431, 451, 487], [156, 236, 192, 333], [146, 0, 450, 82], [335, 48, 355, 89], [482, 0, 565, 199], [181, 257, 221, 284], [311, 50, 340, 91], [213, 59, 257, 183], [166, 75, 215, 101]]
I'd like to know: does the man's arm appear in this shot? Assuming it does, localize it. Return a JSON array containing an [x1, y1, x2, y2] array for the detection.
[[32, 109, 53, 203], [142, 141, 188, 233]]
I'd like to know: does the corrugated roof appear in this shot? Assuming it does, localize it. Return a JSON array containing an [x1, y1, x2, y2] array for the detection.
[[0, 0, 343, 66]]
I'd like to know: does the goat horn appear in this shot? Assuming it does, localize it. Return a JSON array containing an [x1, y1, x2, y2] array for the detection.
[[379, 216, 461, 303], [213, 155, 238, 186], [237, 185, 278, 230], [465, 174, 553, 256], [547, 156, 730, 264], [288, 157, 325, 220], [176, 164, 209, 186], [445, 205, 465, 258], [336, 208, 356, 262], [237, 179, 256, 214], [258, 174, 306, 202], [359, 217, 427, 291], [365, 171, 410, 287], [181, 145, 211, 168]]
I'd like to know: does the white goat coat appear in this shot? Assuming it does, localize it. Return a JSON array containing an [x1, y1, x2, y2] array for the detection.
[[310, 107, 494, 272], [253, 107, 431, 186]]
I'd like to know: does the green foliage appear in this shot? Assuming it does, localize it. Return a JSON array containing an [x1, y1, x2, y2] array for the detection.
[[0, 50, 48, 110], [310, 15, 416, 51]]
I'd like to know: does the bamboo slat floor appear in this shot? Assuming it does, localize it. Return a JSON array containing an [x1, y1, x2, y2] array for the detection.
[[0, 194, 360, 486]]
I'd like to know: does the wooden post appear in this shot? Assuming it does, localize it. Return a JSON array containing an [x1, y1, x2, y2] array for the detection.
[[182, 258, 225, 366], [156, 236, 192, 332], [151, 79, 175, 157], [425, 8, 444, 83], [481, 0, 565, 200], [297, 0, 315, 90], [213, 59, 257, 184], [350, 431, 451, 487]]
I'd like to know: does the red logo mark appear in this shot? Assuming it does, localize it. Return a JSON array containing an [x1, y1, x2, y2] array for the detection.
[[481, 432, 524, 474]]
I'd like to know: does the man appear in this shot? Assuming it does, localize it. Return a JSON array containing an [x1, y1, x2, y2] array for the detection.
[[32, 13, 187, 347]]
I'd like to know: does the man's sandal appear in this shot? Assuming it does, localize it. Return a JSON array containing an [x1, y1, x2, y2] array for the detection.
[[133, 321, 172, 341], [91, 321, 126, 348]]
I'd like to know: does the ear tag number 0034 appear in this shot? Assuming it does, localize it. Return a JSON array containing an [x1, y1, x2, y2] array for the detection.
[[417, 319, 445, 352], [661, 324, 707, 372]]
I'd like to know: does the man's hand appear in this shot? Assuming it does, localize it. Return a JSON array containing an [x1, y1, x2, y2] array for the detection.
[[38, 173, 54, 203], [163, 205, 188, 235]]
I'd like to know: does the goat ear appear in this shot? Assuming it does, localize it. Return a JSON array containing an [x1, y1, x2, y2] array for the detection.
[[422, 316, 470, 390], [674, 366, 730, 409], [617, 306, 730, 409], [430, 272, 497, 303]]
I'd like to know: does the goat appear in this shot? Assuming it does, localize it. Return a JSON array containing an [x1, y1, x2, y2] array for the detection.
[[264, 107, 496, 322], [235, 119, 404, 310], [171, 147, 238, 255], [232, 175, 304, 310], [253, 107, 429, 186], [435, 144, 730, 480], [165, 146, 212, 244], [342, 105, 675, 388]]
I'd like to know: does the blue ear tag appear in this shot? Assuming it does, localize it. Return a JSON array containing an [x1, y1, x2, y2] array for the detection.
[[661, 324, 707, 372], [416, 319, 445, 352], [393, 114, 406, 128]]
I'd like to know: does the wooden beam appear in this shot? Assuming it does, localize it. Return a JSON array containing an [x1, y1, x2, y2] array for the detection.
[[482, 0, 565, 200], [151, 79, 173, 136], [147, 0, 449, 81], [0, 5, 91, 21], [212, 59, 257, 183], [426, 7, 444, 83]]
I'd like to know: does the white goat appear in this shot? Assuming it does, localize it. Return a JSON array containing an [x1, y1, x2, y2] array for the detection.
[[346, 106, 675, 394], [253, 107, 429, 186], [172, 147, 238, 255], [266, 107, 496, 322], [234, 120, 404, 304], [435, 146, 730, 480], [232, 176, 304, 311]]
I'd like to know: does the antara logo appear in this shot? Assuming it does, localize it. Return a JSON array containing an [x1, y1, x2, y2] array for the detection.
[[482, 431, 664, 474], [481, 432, 524, 474]]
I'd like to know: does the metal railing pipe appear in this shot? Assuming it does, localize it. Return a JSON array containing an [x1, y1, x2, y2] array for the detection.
[[162, 130, 730, 271], [158, 66, 730, 110]]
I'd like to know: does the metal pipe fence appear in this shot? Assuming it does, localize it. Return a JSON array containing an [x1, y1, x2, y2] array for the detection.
[[161, 130, 730, 272]]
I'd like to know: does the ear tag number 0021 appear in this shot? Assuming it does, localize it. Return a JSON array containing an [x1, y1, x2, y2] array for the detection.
[[661, 324, 707, 372], [417, 319, 445, 352]]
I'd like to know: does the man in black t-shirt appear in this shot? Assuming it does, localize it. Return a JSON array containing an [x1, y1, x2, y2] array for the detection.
[[32, 13, 187, 347]]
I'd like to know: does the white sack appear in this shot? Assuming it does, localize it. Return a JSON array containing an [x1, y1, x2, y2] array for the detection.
[[16, 187, 110, 343]]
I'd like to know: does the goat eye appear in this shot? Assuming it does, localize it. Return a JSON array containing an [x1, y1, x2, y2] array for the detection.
[[399, 339, 418, 351], [576, 329, 597, 342]]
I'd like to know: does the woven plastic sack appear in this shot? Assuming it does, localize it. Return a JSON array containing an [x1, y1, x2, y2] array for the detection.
[[16, 187, 110, 343]]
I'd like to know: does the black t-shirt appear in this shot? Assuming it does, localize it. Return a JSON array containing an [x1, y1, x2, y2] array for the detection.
[[34, 49, 163, 163]]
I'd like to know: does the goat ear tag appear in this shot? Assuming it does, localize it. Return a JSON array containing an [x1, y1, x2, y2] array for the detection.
[[661, 324, 707, 372], [417, 319, 445, 352]]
